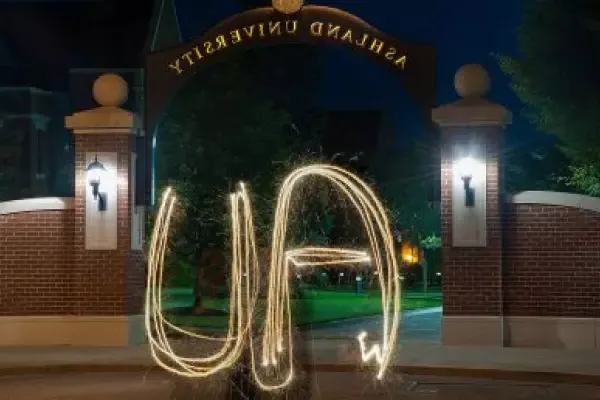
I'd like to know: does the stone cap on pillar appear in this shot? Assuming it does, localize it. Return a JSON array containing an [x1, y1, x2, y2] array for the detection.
[[432, 64, 512, 128], [65, 73, 140, 135]]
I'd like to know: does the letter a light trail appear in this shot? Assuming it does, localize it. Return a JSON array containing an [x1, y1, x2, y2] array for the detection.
[[145, 164, 402, 391]]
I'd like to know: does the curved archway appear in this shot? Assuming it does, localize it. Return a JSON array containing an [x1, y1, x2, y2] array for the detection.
[[144, 5, 436, 203]]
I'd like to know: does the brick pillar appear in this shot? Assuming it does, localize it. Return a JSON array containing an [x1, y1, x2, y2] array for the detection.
[[64, 73, 146, 346], [432, 65, 511, 347]]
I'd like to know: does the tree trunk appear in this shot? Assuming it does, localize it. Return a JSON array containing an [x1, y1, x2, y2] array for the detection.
[[193, 249, 226, 314], [422, 257, 429, 294], [258, 247, 270, 298], [192, 265, 205, 314]]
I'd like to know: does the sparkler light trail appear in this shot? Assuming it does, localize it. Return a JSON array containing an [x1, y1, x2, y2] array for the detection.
[[145, 184, 259, 379], [357, 331, 383, 365], [145, 164, 402, 391]]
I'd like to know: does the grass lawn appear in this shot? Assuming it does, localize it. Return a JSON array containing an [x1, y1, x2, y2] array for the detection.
[[164, 288, 441, 329]]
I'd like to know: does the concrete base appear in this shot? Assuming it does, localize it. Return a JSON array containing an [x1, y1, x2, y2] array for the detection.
[[443, 315, 600, 350], [0, 315, 145, 347], [443, 316, 503, 347]]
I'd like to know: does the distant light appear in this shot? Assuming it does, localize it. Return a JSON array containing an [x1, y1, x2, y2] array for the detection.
[[356, 276, 363, 282], [436, 272, 442, 276], [339, 272, 344, 277], [272, 0, 304, 15]]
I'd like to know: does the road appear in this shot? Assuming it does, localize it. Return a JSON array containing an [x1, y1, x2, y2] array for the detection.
[[308, 306, 442, 343], [0, 372, 175, 400], [1, 371, 600, 399]]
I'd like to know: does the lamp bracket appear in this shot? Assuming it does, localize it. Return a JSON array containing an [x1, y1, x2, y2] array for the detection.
[[97, 193, 107, 212]]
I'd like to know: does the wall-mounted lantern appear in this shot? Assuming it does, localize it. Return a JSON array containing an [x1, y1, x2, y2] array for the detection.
[[456, 157, 477, 207], [86, 155, 108, 212]]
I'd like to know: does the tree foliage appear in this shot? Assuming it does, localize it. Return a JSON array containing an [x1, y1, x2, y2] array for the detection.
[[156, 56, 319, 271], [376, 138, 440, 247], [498, 0, 600, 195], [0, 119, 28, 201], [504, 142, 570, 193]]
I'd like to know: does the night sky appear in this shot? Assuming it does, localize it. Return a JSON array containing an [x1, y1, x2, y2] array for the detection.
[[0, 0, 544, 151], [174, 0, 542, 149]]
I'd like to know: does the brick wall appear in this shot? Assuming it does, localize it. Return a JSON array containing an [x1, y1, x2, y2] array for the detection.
[[127, 250, 146, 314], [0, 129, 146, 317], [504, 203, 600, 318], [0, 208, 74, 315], [441, 127, 503, 316], [0, 130, 146, 318], [72, 133, 142, 315]]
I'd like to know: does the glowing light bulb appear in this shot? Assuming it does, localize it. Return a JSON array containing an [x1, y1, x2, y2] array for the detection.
[[456, 157, 477, 180]]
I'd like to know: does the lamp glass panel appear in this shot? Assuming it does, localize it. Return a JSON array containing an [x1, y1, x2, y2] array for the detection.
[[87, 165, 106, 184]]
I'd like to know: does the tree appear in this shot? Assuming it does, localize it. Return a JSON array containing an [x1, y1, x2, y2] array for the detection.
[[156, 56, 318, 312], [0, 117, 28, 201], [498, 0, 600, 195], [372, 131, 441, 290], [376, 137, 440, 246], [238, 0, 322, 132], [504, 141, 570, 193]]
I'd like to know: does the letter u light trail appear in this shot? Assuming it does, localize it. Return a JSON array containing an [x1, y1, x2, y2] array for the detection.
[[146, 164, 402, 391]]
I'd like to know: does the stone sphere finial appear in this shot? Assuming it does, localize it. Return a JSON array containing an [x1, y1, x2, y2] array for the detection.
[[272, 0, 304, 14], [92, 73, 128, 107], [454, 64, 490, 99]]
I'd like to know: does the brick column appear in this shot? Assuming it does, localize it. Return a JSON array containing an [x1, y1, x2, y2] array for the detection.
[[64, 73, 145, 346], [432, 65, 511, 346]]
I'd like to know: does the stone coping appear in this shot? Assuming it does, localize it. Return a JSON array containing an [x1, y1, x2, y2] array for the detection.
[[512, 191, 600, 213], [0, 197, 74, 215]]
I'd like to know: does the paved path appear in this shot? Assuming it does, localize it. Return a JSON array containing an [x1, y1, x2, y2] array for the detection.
[[0, 372, 175, 400], [309, 372, 600, 400], [308, 307, 442, 343], [1, 371, 599, 399], [4, 333, 600, 381], [5, 306, 600, 399]]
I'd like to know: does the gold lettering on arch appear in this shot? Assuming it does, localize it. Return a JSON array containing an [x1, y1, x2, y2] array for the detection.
[[146, 164, 402, 391], [165, 17, 408, 76]]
